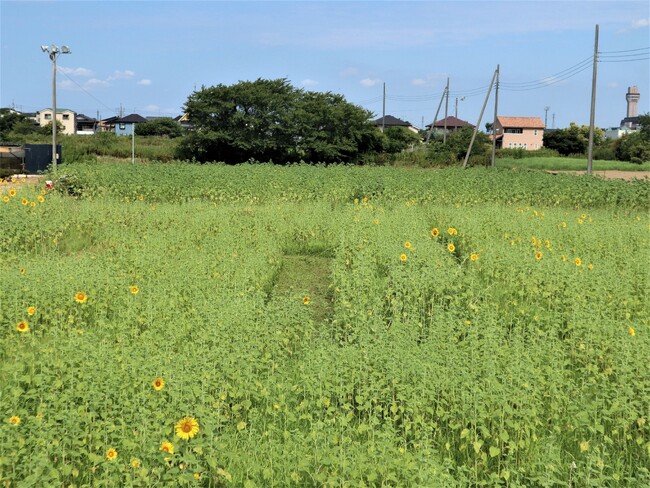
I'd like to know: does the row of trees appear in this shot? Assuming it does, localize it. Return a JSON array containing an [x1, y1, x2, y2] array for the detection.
[[2, 79, 648, 164], [542, 118, 650, 163]]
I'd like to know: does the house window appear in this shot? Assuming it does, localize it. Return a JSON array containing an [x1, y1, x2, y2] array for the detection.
[[44, 113, 52, 120], [534, 129, 538, 136], [505, 128, 523, 134], [63, 114, 70, 120], [119, 123, 126, 130]]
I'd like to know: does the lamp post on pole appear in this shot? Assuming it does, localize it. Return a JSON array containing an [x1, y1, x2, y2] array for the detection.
[[41, 44, 71, 173]]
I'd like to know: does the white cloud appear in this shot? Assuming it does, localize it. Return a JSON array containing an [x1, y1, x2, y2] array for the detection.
[[360, 78, 381, 87], [85, 78, 111, 89], [59, 66, 94, 77], [631, 17, 649, 29], [59, 78, 110, 91], [108, 70, 135, 81], [340, 67, 358, 77], [301, 78, 319, 87], [137, 79, 152, 86], [411, 73, 447, 87]]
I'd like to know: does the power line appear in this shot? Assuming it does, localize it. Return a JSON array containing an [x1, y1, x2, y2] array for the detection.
[[598, 46, 649, 54], [57, 65, 116, 113]]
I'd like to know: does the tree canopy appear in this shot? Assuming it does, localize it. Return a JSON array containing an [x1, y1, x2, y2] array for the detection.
[[543, 123, 604, 156], [135, 118, 184, 138], [176, 78, 383, 164]]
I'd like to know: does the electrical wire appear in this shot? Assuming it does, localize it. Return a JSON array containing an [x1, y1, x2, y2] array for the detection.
[[57, 66, 115, 113]]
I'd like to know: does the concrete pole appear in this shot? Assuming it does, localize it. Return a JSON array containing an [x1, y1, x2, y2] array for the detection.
[[51, 51, 57, 173], [587, 24, 599, 175]]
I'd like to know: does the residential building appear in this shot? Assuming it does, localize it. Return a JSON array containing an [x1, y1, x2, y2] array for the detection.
[[373, 115, 419, 133], [36, 108, 76, 135], [425, 116, 473, 135], [493, 116, 545, 150], [75, 114, 97, 135], [114, 113, 147, 136]]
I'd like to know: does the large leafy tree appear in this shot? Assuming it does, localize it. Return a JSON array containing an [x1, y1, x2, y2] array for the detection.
[[615, 113, 650, 163], [177, 78, 382, 164], [135, 118, 184, 138], [543, 123, 604, 156]]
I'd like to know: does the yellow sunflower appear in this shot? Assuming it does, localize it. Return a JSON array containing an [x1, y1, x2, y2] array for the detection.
[[160, 441, 174, 454], [303, 296, 310, 305], [152, 377, 165, 391], [628, 325, 636, 337], [175, 416, 200, 440], [9, 416, 20, 425], [16, 320, 29, 333], [131, 458, 141, 469], [27, 306, 36, 316], [106, 448, 118, 461], [404, 241, 411, 249], [470, 253, 478, 262], [21, 198, 28, 205], [535, 251, 543, 261], [431, 228, 439, 237], [575, 258, 582, 267], [447, 243, 455, 252], [130, 286, 140, 295], [9, 188, 16, 197], [37, 195, 45, 203], [74, 291, 88, 303], [2, 196, 9, 203], [400, 253, 407, 262]]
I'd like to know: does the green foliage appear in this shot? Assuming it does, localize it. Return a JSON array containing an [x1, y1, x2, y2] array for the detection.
[[1, 164, 648, 486], [426, 127, 491, 166], [615, 114, 650, 163], [496, 147, 560, 159], [543, 123, 605, 156], [135, 118, 184, 138], [0, 110, 40, 141], [382, 126, 422, 154], [177, 78, 382, 164]]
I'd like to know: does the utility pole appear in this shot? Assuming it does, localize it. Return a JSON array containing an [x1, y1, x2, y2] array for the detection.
[[425, 86, 448, 143], [463, 66, 498, 169], [491, 64, 500, 167], [544, 106, 550, 128], [552, 113, 555, 129], [587, 24, 599, 175], [443, 78, 449, 144], [381, 82, 386, 133], [455, 96, 465, 119]]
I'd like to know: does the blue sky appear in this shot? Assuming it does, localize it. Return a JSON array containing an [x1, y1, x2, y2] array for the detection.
[[1, 0, 648, 129]]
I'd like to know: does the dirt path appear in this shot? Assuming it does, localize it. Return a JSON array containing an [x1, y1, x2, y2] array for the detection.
[[547, 170, 650, 180]]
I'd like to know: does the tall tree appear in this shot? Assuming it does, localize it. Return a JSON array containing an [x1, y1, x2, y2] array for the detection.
[[177, 79, 382, 164]]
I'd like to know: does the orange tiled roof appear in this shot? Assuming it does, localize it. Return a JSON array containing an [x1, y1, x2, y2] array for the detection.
[[497, 116, 544, 129]]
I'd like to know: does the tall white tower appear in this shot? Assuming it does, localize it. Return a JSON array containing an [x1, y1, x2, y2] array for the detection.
[[626, 86, 640, 118]]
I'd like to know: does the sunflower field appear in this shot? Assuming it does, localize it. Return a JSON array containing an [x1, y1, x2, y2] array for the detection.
[[1, 164, 649, 487]]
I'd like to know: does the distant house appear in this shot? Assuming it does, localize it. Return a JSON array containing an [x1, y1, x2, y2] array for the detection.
[[426, 116, 474, 134], [493, 116, 544, 150], [373, 115, 420, 134], [36, 108, 76, 135], [75, 114, 97, 135], [174, 113, 193, 130], [113, 114, 148, 136], [98, 116, 119, 133]]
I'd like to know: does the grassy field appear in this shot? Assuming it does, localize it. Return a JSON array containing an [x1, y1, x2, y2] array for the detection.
[[1, 163, 649, 486], [497, 156, 650, 172]]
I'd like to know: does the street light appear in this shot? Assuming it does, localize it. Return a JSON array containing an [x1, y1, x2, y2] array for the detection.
[[41, 44, 71, 173]]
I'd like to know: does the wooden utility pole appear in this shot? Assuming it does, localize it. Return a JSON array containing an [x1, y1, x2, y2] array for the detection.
[[587, 24, 599, 175], [425, 87, 448, 143], [463, 66, 498, 169], [381, 82, 386, 133], [443, 78, 449, 144], [491, 65, 500, 167]]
